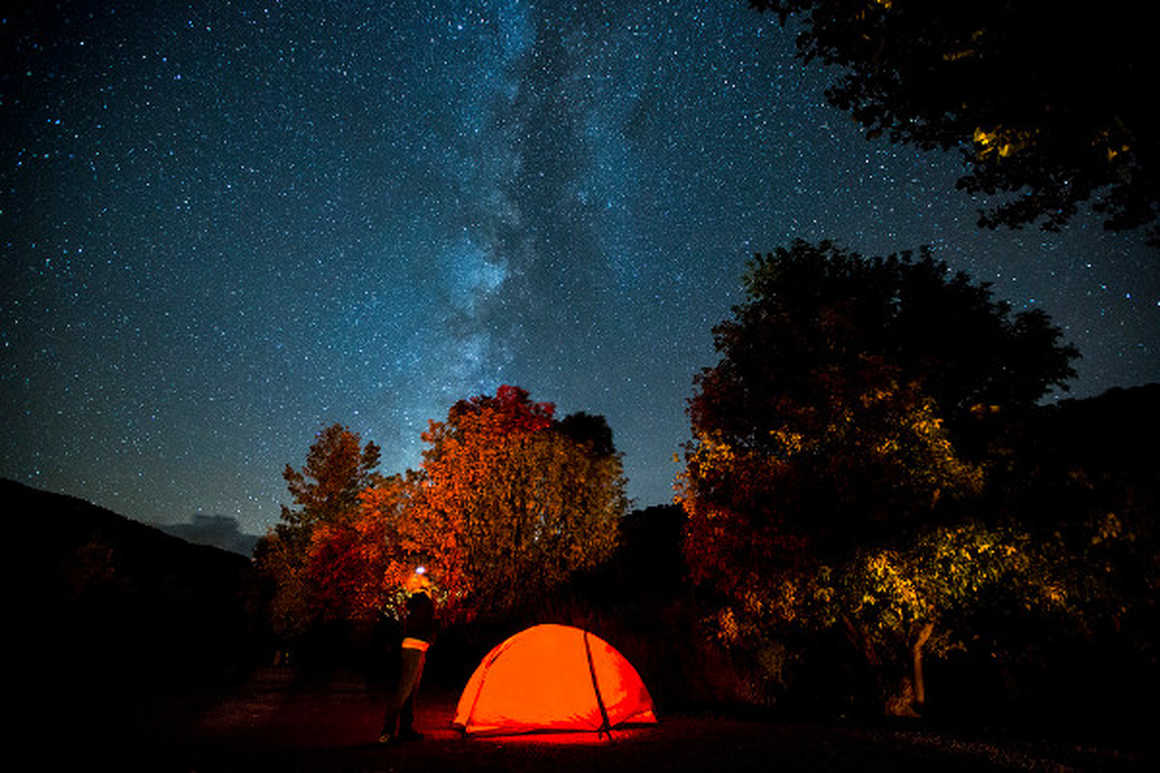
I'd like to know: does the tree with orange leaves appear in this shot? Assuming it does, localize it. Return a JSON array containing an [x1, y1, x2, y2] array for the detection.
[[260, 391, 626, 630], [255, 423, 384, 636], [303, 472, 417, 624], [394, 386, 627, 620]]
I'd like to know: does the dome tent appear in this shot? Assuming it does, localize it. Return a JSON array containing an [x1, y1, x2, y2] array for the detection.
[[453, 624, 657, 736]]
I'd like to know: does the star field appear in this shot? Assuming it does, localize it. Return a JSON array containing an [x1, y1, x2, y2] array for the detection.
[[2, 0, 1157, 535]]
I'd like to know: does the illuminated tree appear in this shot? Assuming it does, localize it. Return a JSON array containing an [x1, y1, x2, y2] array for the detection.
[[680, 366, 984, 585], [277, 423, 383, 541], [303, 472, 417, 623], [678, 240, 1079, 712], [836, 523, 1078, 715], [749, 1, 1160, 244], [406, 386, 627, 620], [255, 424, 383, 636], [712, 520, 1084, 715]]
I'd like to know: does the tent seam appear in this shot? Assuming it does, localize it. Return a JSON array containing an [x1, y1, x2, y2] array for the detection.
[[462, 637, 519, 734]]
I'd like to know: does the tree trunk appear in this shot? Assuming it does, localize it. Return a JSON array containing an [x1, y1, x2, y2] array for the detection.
[[884, 676, 918, 717], [911, 622, 935, 713]]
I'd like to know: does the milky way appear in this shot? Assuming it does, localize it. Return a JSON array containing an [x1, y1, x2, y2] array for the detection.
[[2, 0, 1157, 534]]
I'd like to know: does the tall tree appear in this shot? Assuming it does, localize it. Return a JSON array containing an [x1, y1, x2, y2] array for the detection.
[[255, 424, 383, 636], [278, 423, 383, 541], [750, 1, 1160, 244], [406, 386, 627, 620]]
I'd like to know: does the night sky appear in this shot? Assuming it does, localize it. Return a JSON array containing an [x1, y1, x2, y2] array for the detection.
[[3, 0, 1157, 537]]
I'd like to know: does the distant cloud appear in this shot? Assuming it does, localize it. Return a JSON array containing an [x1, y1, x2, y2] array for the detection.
[[157, 514, 260, 557]]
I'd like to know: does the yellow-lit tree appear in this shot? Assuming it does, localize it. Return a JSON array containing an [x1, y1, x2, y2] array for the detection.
[[829, 523, 1075, 715], [678, 240, 1079, 713], [705, 519, 1088, 716]]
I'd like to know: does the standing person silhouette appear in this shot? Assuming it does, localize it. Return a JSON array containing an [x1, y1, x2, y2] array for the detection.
[[379, 567, 437, 745]]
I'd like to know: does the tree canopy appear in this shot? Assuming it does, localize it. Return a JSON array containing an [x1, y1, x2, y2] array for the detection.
[[406, 386, 627, 620], [277, 423, 383, 543], [680, 239, 1080, 571], [690, 239, 1076, 464], [678, 240, 1082, 713], [750, 1, 1160, 244], [257, 388, 628, 634]]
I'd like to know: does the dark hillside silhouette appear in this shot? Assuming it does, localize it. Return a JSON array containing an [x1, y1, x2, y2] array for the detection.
[[12, 479, 265, 743], [991, 383, 1160, 535], [1024, 383, 1160, 474]]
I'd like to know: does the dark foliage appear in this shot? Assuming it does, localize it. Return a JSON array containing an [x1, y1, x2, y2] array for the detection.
[[558, 411, 617, 458], [994, 384, 1159, 638], [616, 504, 688, 594], [693, 240, 1078, 457], [685, 240, 1077, 555], [750, 1, 1160, 245], [933, 386, 1160, 749], [1005, 383, 1160, 490]]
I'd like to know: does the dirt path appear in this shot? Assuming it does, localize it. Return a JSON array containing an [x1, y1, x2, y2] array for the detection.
[[84, 668, 1150, 772]]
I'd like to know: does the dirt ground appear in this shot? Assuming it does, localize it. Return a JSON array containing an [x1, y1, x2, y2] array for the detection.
[[68, 668, 1152, 772]]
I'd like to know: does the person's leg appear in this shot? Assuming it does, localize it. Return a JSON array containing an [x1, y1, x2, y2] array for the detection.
[[380, 648, 424, 740], [399, 691, 414, 736], [398, 652, 427, 738]]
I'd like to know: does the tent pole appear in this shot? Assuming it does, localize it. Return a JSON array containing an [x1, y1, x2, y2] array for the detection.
[[582, 631, 614, 743]]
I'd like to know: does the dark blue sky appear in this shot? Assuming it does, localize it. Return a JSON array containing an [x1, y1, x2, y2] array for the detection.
[[3, 0, 1157, 535]]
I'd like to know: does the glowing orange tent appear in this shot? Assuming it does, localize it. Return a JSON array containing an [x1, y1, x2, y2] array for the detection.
[[453, 624, 657, 736]]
